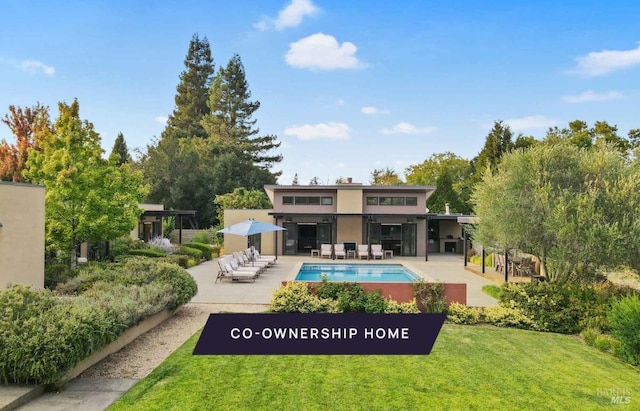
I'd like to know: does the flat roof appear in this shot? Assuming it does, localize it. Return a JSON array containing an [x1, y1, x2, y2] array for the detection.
[[264, 184, 436, 191]]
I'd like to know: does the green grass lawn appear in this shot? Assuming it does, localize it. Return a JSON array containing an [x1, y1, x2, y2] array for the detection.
[[109, 324, 639, 411], [482, 284, 502, 300]]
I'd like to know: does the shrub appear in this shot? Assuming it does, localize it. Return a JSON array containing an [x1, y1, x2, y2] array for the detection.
[[270, 282, 337, 313], [177, 245, 203, 262], [191, 231, 211, 244], [128, 248, 166, 258], [184, 242, 213, 260], [480, 304, 536, 329], [581, 327, 623, 358], [159, 254, 190, 268], [608, 294, 640, 365], [385, 299, 420, 313], [469, 253, 493, 267], [44, 262, 73, 289], [148, 236, 173, 253], [414, 280, 446, 313], [446, 302, 480, 325]]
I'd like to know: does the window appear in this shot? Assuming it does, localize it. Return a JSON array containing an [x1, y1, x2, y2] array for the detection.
[[294, 197, 308, 205], [367, 195, 418, 206], [391, 197, 405, 205], [405, 197, 417, 206], [308, 196, 320, 205], [379, 197, 392, 205], [283, 196, 293, 205], [321, 196, 333, 205], [366, 197, 378, 205]]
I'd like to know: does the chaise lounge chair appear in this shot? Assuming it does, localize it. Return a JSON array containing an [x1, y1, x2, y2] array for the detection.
[[357, 244, 370, 260], [370, 244, 384, 260], [216, 258, 259, 283]]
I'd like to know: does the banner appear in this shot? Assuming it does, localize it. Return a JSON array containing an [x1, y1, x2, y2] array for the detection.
[[193, 313, 446, 355]]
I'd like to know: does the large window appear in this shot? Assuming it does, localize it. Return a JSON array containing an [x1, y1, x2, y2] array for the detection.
[[367, 196, 417, 206], [283, 196, 332, 205]]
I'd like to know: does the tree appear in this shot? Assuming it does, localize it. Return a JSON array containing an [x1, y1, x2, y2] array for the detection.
[[405, 152, 473, 214], [25, 100, 147, 267], [544, 120, 633, 154], [201, 54, 282, 170], [292, 173, 299, 185], [309, 176, 320, 185], [0, 103, 51, 182], [165, 33, 214, 140], [213, 187, 272, 228], [110, 132, 131, 166], [470, 121, 514, 184], [370, 167, 403, 185], [472, 142, 640, 282]]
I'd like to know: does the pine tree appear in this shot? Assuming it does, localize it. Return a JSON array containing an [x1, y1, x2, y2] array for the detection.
[[470, 120, 513, 183], [110, 132, 130, 166], [165, 34, 215, 139], [202, 54, 282, 169], [292, 173, 299, 185]]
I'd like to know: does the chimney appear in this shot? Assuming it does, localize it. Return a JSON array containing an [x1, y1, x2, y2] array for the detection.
[[347, 177, 353, 183], [445, 203, 450, 215]]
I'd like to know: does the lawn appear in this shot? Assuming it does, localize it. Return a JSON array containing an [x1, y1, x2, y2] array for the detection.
[[109, 324, 639, 410]]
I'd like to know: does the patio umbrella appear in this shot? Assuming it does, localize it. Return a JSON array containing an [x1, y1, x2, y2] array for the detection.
[[217, 218, 286, 260], [217, 218, 286, 236]]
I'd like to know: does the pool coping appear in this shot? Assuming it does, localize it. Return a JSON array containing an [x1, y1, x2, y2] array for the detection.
[[286, 260, 435, 283]]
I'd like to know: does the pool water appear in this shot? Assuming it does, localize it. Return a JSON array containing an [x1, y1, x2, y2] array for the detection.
[[295, 263, 420, 283]]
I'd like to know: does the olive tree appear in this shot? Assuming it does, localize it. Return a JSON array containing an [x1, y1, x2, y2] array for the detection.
[[472, 142, 640, 282]]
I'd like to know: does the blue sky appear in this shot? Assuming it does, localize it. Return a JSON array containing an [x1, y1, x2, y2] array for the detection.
[[1, 0, 639, 185]]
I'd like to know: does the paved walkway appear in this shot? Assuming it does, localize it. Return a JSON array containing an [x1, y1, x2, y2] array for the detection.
[[1, 254, 496, 411]]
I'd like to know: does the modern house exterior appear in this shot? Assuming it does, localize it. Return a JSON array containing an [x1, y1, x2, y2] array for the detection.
[[0, 181, 45, 289], [223, 182, 470, 258]]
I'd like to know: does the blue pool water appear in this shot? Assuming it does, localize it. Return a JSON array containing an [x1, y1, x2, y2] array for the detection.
[[295, 263, 420, 282]]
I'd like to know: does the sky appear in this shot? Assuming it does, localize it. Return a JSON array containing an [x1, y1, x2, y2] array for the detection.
[[1, 0, 639, 185]]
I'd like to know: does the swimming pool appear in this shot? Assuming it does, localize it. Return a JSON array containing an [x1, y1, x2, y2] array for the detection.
[[295, 263, 420, 283]]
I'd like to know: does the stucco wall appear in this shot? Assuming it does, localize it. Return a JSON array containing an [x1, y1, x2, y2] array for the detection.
[[336, 215, 362, 244], [223, 209, 277, 255], [336, 188, 363, 214], [0, 182, 45, 289]]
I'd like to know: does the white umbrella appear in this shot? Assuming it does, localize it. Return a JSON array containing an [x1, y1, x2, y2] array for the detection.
[[217, 218, 286, 260]]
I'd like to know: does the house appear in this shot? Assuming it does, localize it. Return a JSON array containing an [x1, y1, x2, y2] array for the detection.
[[223, 181, 471, 258], [0, 181, 45, 289]]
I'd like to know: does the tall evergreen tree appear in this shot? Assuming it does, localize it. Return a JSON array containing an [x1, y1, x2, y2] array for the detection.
[[470, 120, 514, 184], [110, 132, 131, 166], [165, 33, 215, 140], [202, 54, 282, 170]]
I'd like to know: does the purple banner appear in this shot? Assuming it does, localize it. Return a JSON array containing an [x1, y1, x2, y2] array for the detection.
[[193, 313, 446, 355]]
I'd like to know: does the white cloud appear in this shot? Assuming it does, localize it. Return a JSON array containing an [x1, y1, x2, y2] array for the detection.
[[337, 99, 345, 106], [285, 33, 365, 70], [504, 115, 556, 130], [570, 42, 640, 76], [155, 116, 168, 125], [284, 121, 350, 140], [254, 0, 319, 31], [276, 0, 319, 30], [562, 90, 624, 103], [361, 106, 390, 115], [19, 59, 55, 76], [381, 122, 437, 135]]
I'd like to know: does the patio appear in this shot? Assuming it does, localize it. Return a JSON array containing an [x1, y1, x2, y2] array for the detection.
[[189, 253, 498, 307]]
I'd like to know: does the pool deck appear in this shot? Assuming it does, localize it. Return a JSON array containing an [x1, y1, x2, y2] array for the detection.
[[191, 253, 498, 307]]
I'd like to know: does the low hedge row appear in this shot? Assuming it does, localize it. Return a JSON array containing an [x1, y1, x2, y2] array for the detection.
[[183, 242, 213, 260], [269, 281, 419, 313], [0, 258, 197, 385], [127, 248, 166, 258]]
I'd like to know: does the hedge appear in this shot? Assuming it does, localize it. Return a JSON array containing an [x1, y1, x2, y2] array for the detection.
[[127, 248, 166, 258], [0, 258, 197, 385], [183, 242, 213, 260]]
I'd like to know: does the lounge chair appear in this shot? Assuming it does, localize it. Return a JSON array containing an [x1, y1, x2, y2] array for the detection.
[[357, 244, 370, 260], [216, 258, 259, 283], [371, 244, 383, 260], [320, 244, 332, 259], [334, 243, 346, 259], [234, 251, 269, 270], [248, 247, 276, 265]]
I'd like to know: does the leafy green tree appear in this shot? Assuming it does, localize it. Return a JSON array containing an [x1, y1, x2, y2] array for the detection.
[[0, 103, 51, 182], [472, 142, 640, 282], [25, 100, 147, 267], [544, 120, 632, 153], [201, 54, 282, 170], [513, 134, 538, 150], [370, 167, 403, 185], [109, 132, 131, 166], [405, 152, 473, 214], [214, 187, 272, 227]]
